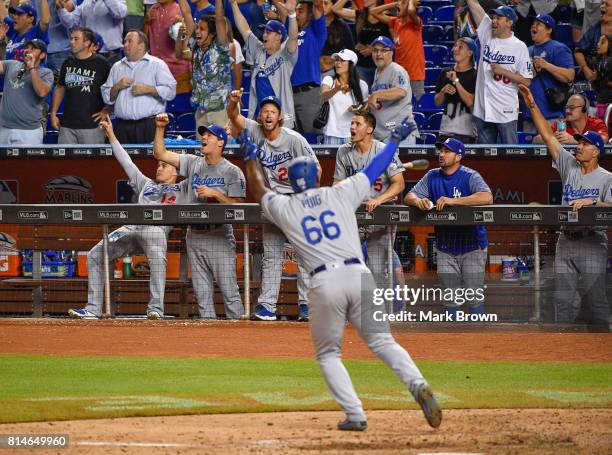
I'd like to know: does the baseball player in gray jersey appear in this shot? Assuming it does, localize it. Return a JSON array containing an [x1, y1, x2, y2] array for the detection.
[[334, 111, 405, 287], [69, 117, 189, 320], [230, 0, 299, 128], [520, 85, 612, 329], [153, 114, 246, 319], [228, 90, 321, 321], [239, 117, 442, 431]]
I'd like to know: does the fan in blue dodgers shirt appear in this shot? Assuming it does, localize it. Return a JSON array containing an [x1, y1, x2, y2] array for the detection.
[[404, 138, 493, 318], [520, 83, 612, 331]]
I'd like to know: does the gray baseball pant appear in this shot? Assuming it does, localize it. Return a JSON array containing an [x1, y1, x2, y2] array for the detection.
[[186, 228, 244, 319], [554, 232, 609, 324], [86, 225, 168, 317], [258, 223, 309, 313], [309, 263, 426, 422], [293, 85, 323, 135], [436, 248, 487, 310]]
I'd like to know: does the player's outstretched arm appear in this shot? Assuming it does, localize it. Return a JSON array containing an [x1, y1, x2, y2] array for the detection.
[[227, 89, 246, 132], [100, 116, 140, 181], [153, 114, 181, 168], [239, 130, 268, 203], [518, 84, 561, 162], [362, 118, 417, 185]]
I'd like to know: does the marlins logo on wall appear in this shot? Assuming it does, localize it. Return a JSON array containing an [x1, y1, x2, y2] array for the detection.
[[44, 176, 94, 203], [0, 180, 18, 203]]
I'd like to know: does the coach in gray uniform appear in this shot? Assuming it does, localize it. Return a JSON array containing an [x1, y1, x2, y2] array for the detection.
[[69, 117, 189, 320], [520, 84, 612, 330], [334, 111, 405, 287], [228, 91, 321, 321], [368, 36, 419, 145], [154, 114, 246, 320], [230, 0, 299, 129]]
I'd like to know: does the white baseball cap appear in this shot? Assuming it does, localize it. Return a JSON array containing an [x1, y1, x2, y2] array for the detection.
[[331, 49, 358, 65]]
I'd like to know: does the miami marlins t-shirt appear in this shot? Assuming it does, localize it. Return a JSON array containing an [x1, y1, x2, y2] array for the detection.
[[58, 54, 111, 129], [244, 118, 318, 194]]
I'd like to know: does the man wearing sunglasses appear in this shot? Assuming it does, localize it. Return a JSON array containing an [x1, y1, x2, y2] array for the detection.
[[533, 93, 609, 144]]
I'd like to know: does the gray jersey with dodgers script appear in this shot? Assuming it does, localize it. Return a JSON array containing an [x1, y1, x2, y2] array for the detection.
[[334, 139, 404, 201], [244, 118, 318, 194], [370, 62, 415, 141], [179, 154, 246, 233], [554, 146, 612, 232], [245, 32, 298, 128], [260, 173, 371, 273]]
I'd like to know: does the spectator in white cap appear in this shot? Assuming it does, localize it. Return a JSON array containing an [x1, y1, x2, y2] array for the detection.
[[320, 48, 368, 144]]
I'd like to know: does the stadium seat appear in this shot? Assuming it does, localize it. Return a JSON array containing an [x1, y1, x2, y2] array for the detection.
[[417, 132, 437, 144], [425, 67, 443, 88], [423, 25, 444, 43], [423, 45, 449, 66], [432, 5, 454, 23], [413, 111, 426, 130], [173, 112, 196, 133], [302, 132, 322, 144], [555, 4, 571, 23], [241, 91, 250, 108], [415, 92, 440, 112], [166, 92, 192, 114], [441, 25, 455, 45], [421, 0, 452, 11], [426, 112, 443, 131], [517, 132, 535, 144], [555, 23, 573, 48], [417, 6, 433, 24]]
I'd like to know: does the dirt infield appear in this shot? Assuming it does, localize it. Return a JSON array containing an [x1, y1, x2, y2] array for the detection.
[[1, 319, 611, 454], [0, 318, 610, 362]]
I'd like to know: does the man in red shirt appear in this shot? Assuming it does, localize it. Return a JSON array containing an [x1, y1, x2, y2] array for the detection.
[[534, 93, 609, 144], [145, 0, 192, 94], [372, 0, 425, 100]]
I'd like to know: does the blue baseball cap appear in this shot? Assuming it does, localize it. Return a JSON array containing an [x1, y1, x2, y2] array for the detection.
[[458, 36, 479, 62], [24, 38, 47, 54], [533, 14, 556, 29], [489, 5, 518, 22], [259, 20, 287, 42], [198, 124, 228, 148], [435, 137, 465, 156], [9, 3, 37, 20], [259, 95, 282, 111], [573, 130, 604, 153], [370, 35, 393, 49], [93, 32, 105, 51]]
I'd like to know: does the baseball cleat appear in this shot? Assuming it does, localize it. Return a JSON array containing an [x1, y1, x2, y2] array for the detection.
[[147, 310, 162, 320], [297, 303, 309, 322], [250, 305, 277, 321], [414, 382, 442, 428], [68, 308, 99, 320], [337, 419, 368, 431]]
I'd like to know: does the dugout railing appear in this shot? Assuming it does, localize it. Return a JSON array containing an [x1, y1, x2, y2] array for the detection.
[[0, 204, 610, 322]]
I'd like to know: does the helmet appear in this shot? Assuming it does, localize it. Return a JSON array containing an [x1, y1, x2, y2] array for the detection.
[[288, 157, 318, 193]]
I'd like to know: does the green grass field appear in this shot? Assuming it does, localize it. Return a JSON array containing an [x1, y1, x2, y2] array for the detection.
[[1, 355, 611, 423]]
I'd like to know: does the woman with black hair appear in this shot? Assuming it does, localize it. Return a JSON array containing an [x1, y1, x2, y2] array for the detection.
[[321, 48, 369, 144], [592, 33, 612, 121], [332, 0, 391, 88]]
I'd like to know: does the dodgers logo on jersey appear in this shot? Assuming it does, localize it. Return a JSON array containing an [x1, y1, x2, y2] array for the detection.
[[143, 183, 183, 197], [259, 150, 293, 170], [562, 184, 600, 203], [192, 174, 226, 188], [482, 45, 516, 65]]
